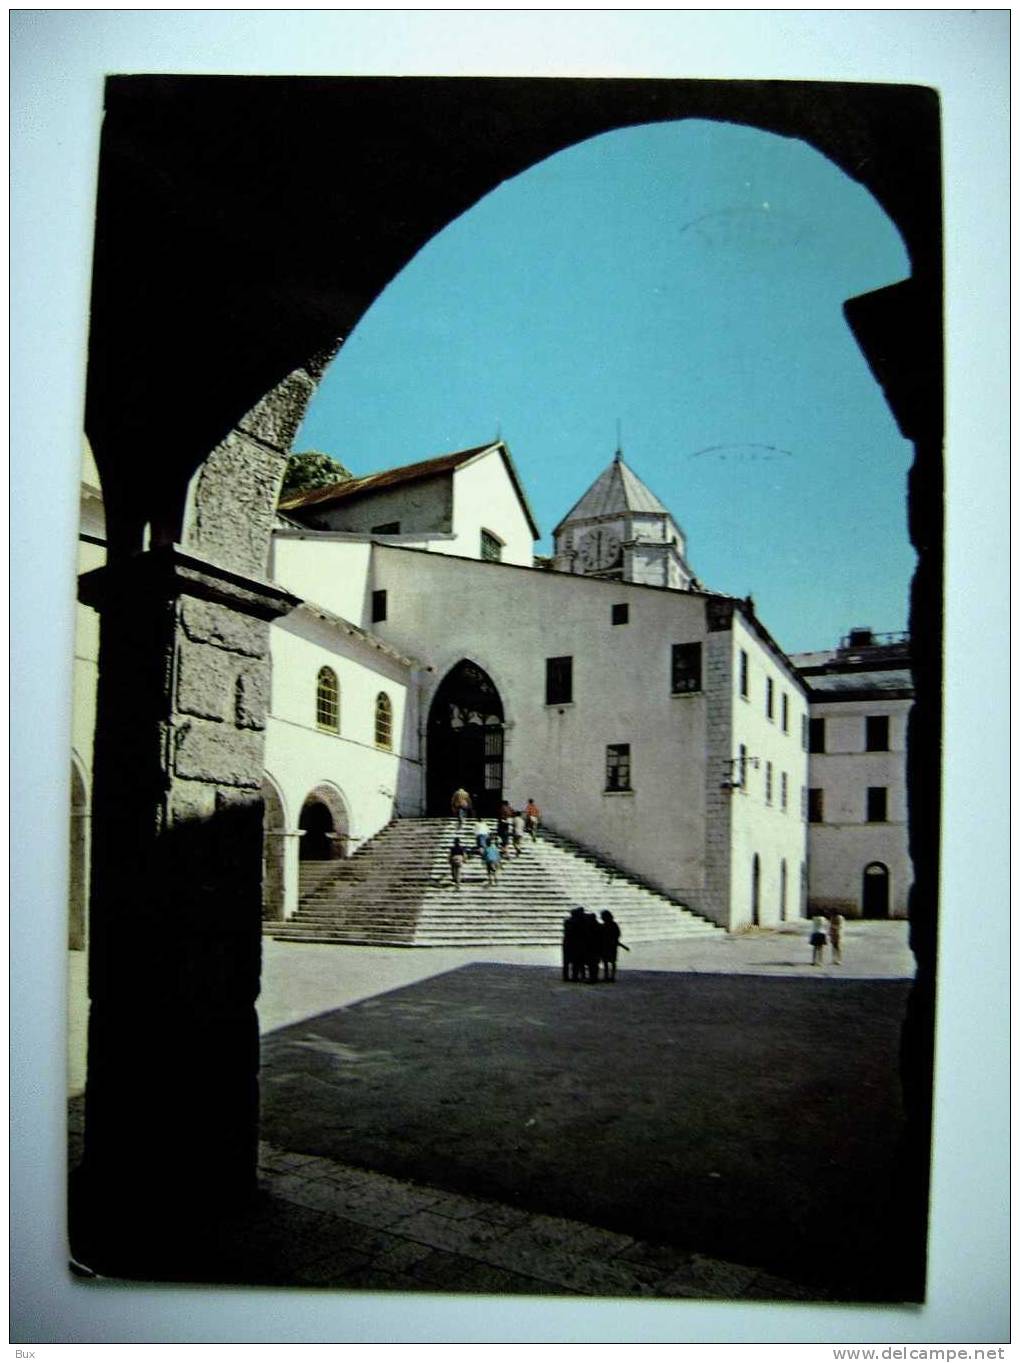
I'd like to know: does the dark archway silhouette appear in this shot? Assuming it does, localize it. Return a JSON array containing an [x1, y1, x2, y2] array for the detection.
[[427, 661, 505, 817], [76, 78, 941, 1294]]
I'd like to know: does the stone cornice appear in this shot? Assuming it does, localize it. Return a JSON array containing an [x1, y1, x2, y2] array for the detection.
[[78, 544, 301, 622]]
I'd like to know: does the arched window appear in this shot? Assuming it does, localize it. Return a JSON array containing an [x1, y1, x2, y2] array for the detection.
[[375, 692, 393, 749], [316, 667, 339, 733]]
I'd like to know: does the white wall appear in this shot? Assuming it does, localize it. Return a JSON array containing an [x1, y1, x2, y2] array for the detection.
[[370, 544, 810, 924], [806, 695, 912, 917], [271, 536, 374, 624], [451, 448, 535, 566], [727, 614, 810, 930], [265, 608, 420, 915]]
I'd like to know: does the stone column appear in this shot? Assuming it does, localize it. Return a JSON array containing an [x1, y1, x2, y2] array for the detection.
[[71, 360, 327, 1273]]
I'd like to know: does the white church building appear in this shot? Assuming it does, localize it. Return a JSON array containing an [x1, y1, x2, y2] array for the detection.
[[74, 437, 824, 940]]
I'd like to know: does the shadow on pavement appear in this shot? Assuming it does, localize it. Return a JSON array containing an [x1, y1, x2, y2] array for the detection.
[[259, 962, 920, 1301]]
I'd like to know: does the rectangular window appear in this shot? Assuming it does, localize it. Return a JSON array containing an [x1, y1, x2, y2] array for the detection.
[[801, 714, 809, 750], [739, 743, 748, 789], [781, 771, 788, 810], [782, 693, 789, 733], [545, 656, 573, 705], [605, 743, 631, 792], [766, 677, 774, 720], [808, 788, 824, 823], [866, 715, 890, 752], [739, 649, 749, 699], [611, 602, 629, 626], [371, 589, 387, 623], [371, 521, 400, 535], [765, 761, 773, 804], [867, 786, 888, 822], [480, 529, 503, 562], [809, 717, 826, 753], [671, 642, 702, 694]]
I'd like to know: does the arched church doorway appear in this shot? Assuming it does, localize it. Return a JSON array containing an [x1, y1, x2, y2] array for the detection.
[[426, 660, 505, 817], [751, 853, 761, 926], [862, 862, 890, 919], [261, 776, 287, 921]]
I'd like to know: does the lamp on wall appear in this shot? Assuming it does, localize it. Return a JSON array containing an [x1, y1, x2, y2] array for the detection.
[[720, 754, 760, 791]]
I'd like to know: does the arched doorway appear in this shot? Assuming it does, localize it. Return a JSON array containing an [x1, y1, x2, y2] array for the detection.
[[751, 853, 761, 926], [780, 858, 788, 923], [862, 862, 891, 919], [298, 785, 349, 861], [426, 661, 505, 817], [261, 776, 287, 921]]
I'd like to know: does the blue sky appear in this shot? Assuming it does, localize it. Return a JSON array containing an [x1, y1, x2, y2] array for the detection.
[[296, 119, 914, 654]]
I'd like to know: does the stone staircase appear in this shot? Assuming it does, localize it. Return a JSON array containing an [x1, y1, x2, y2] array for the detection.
[[268, 818, 722, 947]]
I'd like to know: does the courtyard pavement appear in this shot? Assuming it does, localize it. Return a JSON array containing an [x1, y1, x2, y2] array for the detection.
[[67, 921, 919, 1302]]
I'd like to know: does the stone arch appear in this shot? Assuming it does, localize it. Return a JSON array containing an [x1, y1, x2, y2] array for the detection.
[[76, 79, 941, 1271], [261, 772, 288, 922], [298, 782, 350, 862], [69, 752, 89, 952]]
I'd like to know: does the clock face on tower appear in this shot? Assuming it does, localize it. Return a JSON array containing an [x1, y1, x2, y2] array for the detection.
[[579, 528, 622, 571]]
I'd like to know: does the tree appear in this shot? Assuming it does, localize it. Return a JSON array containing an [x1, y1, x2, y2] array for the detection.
[[281, 450, 352, 498]]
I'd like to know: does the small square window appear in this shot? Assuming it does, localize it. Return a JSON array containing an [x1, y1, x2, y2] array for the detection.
[[808, 788, 824, 823], [867, 786, 888, 822], [671, 642, 702, 694], [545, 656, 573, 705], [866, 715, 890, 752], [606, 743, 631, 791], [371, 589, 387, 623], [809, 717, 825, 753], [611, 603, 629, 626]]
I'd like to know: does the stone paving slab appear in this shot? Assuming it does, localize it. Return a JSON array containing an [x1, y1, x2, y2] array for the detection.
[[252, 1140, 828, 1301]]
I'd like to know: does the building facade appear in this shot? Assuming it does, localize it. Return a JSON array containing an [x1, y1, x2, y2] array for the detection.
[[73, 438, 815, 941], [791, 629, 914, 918]]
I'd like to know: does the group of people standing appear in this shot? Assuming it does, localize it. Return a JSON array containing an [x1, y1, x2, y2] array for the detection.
[[448, 790, 542, 890], [562, 906, 627, 983], [809, 913, 844, 966]]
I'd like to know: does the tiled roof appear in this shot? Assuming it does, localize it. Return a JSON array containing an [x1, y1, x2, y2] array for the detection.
[[554, 454, 672, 530], [278, 443, 496, 511]]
